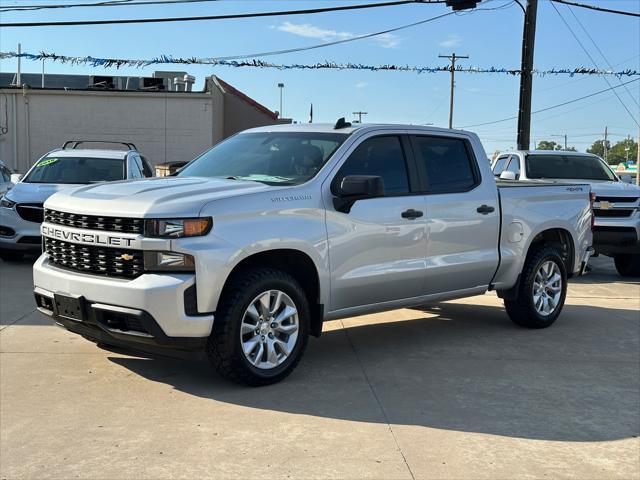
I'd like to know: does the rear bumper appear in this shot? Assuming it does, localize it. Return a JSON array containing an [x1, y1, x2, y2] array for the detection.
[[33, 254, 214, 349]]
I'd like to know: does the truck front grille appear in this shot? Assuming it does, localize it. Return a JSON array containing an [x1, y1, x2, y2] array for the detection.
[[16, 204, 44, 223], [44, 209, 144, 234], [594, 209, 634, 218], [44, 238, 144, 279]]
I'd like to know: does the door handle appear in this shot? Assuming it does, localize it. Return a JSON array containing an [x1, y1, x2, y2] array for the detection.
[[401, 209, 424, 219], [477, 205, 495, 215]]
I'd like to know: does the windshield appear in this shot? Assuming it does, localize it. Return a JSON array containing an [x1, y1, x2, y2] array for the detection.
[[24, 156, 126, 184], [178, 132, 348, 185], [526, 154, 616, 181]]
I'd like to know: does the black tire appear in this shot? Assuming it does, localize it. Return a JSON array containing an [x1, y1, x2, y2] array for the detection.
[[206, 268, 310, 386], [0, 249, 24, 261], [504, 247, 568, 329], [613, 254, 640, 277]]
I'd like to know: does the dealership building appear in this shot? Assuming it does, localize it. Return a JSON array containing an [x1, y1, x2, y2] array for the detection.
[[0, 72, 289, 173]]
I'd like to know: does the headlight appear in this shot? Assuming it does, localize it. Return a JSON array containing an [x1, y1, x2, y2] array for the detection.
[[0, 196, 16, 209], [144, 251, 195, 272], [144, 217, 212, 238]]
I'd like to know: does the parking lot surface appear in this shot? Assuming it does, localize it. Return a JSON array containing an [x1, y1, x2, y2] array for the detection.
[[1, 255, 639, 479]]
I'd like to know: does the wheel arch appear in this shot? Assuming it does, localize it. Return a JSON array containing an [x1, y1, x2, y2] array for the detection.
[[219, 248, 325, 337], [498, 226, 575, 301]]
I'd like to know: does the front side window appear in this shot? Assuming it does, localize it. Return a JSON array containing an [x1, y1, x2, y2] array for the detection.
[[526, 154, 616, 181], [412, 136, 477, 193], [506, 157, 521, 178], [23, 156, 126, 184], [493, 155, 510, 175], [335, 136, 410, 195], [178, 132, 347, 185]]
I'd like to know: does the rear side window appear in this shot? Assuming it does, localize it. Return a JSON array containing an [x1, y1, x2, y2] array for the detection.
[[493, 156, 510, 175], [412, 136, 478, 193], [336, 136, 410, 195]]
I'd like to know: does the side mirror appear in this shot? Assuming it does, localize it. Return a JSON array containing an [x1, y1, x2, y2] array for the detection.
[[620, 174, 632, 184], [10, 173, 22, 184], [332, 175, 385, 213], [499, 171, 517, 181]]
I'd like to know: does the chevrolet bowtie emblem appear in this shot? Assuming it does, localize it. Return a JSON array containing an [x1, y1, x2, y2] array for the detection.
[[120, 254, 134, 261], [599, 201, 613, 210]]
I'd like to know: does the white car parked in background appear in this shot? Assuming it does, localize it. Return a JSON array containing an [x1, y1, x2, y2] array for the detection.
[[492, 150, 640, 276], [0, 141, 154, 261], [0, 160, 14, 196]]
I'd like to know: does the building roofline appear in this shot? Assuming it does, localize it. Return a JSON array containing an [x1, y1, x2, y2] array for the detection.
[[212, 76, 278, 120]]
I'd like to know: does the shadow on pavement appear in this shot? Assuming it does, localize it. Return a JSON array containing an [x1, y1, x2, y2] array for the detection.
[[108, 301, 640, 444]]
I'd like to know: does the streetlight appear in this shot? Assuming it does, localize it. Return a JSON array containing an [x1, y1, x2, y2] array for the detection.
[[277, 83, 285, 118]]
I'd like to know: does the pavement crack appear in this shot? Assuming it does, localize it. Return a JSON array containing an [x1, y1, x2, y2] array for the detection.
[[340, 319, 416, 480], [0, 308, 37, 333]]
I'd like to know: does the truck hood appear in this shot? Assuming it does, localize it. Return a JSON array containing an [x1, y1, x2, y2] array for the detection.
[[3, 182, 81, 205], [44, 176, 271, 217], [548, 179, 640, 198]]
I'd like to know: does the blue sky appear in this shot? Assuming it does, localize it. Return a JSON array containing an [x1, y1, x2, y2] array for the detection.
[[0, 0, 638, 155]]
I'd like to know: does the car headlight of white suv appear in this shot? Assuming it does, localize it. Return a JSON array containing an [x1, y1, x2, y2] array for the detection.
[[0, 196, 16, 209]]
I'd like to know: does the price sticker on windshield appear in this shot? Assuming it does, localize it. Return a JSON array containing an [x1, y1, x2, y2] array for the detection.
[[36, 158, 59, 168]]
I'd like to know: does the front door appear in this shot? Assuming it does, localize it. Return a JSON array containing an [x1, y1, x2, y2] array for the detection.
[[325, 134, 428, 311]]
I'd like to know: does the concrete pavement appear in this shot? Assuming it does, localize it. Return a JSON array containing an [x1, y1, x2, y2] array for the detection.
[[1, 255, 638, 479]]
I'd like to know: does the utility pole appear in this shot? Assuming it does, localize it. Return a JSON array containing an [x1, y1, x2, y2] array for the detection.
[[277, 83, 285, 118], [352, 111, 368, 123], [604, 126, 608, 163], [516, 0, 538, 150], [439, 53, 468, 129]]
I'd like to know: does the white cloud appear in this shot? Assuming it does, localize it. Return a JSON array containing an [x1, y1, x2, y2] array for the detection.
[[439, 35, 462, 48], [355, 82, 368, 89], [375, 33, 401, 49], [277, 21, 354, 42], [276, 21, 401, 48]]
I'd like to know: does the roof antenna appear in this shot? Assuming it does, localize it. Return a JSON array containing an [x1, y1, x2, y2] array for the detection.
[[334, 117, 352, 129]]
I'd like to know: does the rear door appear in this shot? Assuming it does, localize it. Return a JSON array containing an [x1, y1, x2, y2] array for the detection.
[[410, 133, 500, 294], [325, 133, 428, 311]]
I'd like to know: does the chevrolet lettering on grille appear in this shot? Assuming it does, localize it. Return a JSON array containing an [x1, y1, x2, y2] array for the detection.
[[41, 224, 136, 247]]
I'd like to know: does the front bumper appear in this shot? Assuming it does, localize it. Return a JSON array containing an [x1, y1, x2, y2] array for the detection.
[[33, 254, 214, 350], [593, 225, 640, 255], [0, 207, 42, 251]]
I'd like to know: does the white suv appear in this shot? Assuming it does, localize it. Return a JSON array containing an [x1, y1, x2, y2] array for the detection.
[[0, 141, 154, 261]]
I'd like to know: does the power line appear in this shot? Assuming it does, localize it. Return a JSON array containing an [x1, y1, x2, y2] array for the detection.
[[565, 5, 640, 109], [461, 78, 640, 128], [550, 1, 639, 127], [0, 0, 430, 28], [549, 0, 640, 18], [209, 11, 456, 61]]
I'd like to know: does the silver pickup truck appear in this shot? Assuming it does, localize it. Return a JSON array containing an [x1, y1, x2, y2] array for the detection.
[[33, 122, 593, 385]]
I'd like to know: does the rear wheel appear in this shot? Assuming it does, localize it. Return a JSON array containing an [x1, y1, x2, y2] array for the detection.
[[613, 254, 640, 277], [504, 247, 567, 329], [206, 268, 310, 386], [0, 249, 24, 261]]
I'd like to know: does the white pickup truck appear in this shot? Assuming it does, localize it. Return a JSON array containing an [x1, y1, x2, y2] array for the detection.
[[492, 150, 640, 276], [33, 122, 593, 385]]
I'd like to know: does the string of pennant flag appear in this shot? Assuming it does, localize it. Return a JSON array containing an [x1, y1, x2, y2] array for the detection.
[[1, 51, 639, 77]]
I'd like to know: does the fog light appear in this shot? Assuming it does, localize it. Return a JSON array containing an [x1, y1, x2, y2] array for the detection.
[[144, 251, 195, 272]]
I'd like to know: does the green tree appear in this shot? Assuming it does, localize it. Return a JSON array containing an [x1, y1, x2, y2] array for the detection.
[[606, 138, 638, 166], [536, 140, 576, 152], [586, 139, 611, 159]]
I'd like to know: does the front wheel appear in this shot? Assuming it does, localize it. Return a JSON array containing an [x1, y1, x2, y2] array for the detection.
[[206, 268, 310, 386], [614, 254, 640, 277], [504, 247, 568, 329]]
